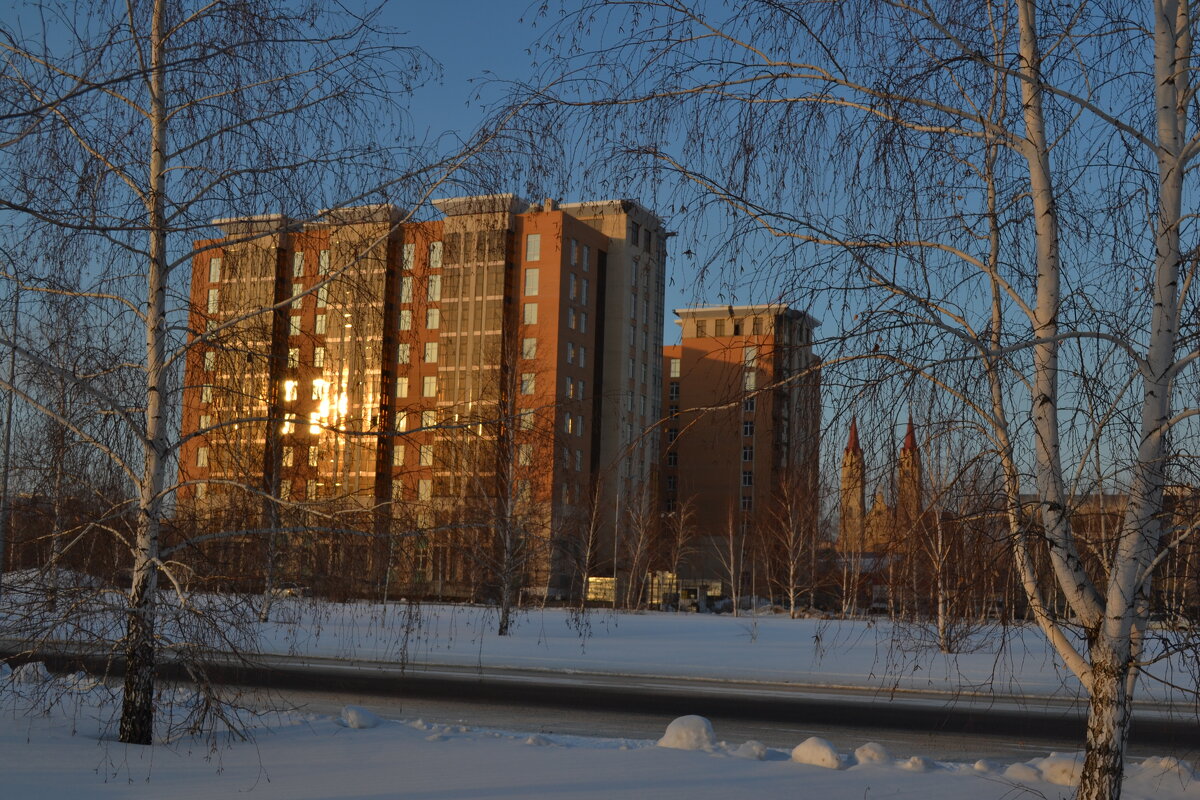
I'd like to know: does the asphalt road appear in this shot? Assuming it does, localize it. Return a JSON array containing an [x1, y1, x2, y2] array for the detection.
[[4, 643, 1199, 763]]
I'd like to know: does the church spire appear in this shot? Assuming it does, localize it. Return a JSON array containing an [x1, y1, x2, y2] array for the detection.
[[902, 413, 917, 451], [846, 415, 862, 455]]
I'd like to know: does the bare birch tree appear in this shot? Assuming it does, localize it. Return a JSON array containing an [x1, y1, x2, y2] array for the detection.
[[0, 0, 476, 745], [527, 2, 1200, 797]]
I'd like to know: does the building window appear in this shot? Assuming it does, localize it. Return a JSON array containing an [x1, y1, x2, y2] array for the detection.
[[522, 337, 537, 359], [578, 346, 586, 368], [526, 233, 541, 262], [570, 238, 578, 265], [581, 279, 589, 304], [399, 309, 412, 330], [666, 475, 677, 492], [287, 347, 299, 369], [428, 273, 442, 301], [199, 413, 211, 431], [284, 379, 298, 402], [519, 411, 535, 430], [196, 446, 209, 467], [524, 268, 539, 296], [569, 273, 577, 300], [742, 470, 754, 487], [206, 288, 219, 314], [400, 276, 413, 303], [744, 371, 757, 391], [315, 314, 326, 334], [318, 249, 329, 274], [285, 315, 299, 336], [669, 358, 680, 378], [667, 451, 678, 467], [208, 257, 222, 283], [630, 220, 640, 244], [743, 420, 755, 437], [566, 377, 575, 399], [423, 375, 437, 397], [579, 312, 587, 333], [568, 308, 576, 330], [575, 449, 582, 471], [668, 382, 679, 401], [715, 319, 727, 337], [523, 303, 537, 324], [741, 495, 753, 511], [743, 397, 755, 413], [290, 283, 303, 310], [424, 342, 438, 363], [393, 445, 405, 466], [396, 376, 408, 397], [398, 343, 410, 364], [565, 414, 574, 434], [402, 243, 414, 271], [668, 428, 678, 443], [521, 373, 536, 395], [308, 446, 318, 467], [203, 351, 216, 371], [577, 379, 584, 398], [582, 245, 590, 271], [518, 443, 532, 466], [420, 444, 434, 466], [397, 412, 408, 432], [317, 284, 328, 308], [311, 378, 327, 401], [282, 446, 294, 467], [733, 320, 743, 336], [429, 241, 443, 270], [575, 414, 584, 437], [308, 412, 320, 434], [695, 319, 707, 337], [752, 317, 763, 335], [422, 410, 437, 428], [418, 479, 432, 501], [743, 445, 754, 462], [293, 252, 304, 277], [567, 342, 575, 364], [426, 308, 440, 329]]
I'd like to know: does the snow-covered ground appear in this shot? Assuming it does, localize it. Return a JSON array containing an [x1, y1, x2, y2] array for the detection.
[[4, 590, 1200, 798], [2, 662, 1197, 800], [253, 600, 1192, 705]]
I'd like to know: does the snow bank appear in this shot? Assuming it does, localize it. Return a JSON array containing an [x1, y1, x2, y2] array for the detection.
[[657, 715, 715, 751], [791, 736, 843, 769], [1029, 752, 1083, 786], [732, 740, 768, 760], [340, 705, 382, 729], [854, 742, 891, 765], [11, 662, 51, 684]]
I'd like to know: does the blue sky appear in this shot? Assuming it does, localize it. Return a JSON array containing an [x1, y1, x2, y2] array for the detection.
[[393, 3, 727, 344]]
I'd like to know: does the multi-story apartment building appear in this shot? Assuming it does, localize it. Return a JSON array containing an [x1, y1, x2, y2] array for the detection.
[[179, 195, 667, 600], [660, 305, 821, 601]]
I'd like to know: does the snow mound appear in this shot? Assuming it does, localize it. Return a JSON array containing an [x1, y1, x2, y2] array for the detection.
[[657, 715, 715, 751], [973, 759, 998, 773], [12, 662, 51, 685], [1030, 752, 1083, 786], [524, 735, 552, 747], [854, 742, 890, 765], [900, 755, 936, 773], [1140, 756, 1195, 780], [732, 740, 768, 760], [1003, 762, 1042, 783], [340, 705, 382, 729], [791, 736, 842, 769]]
